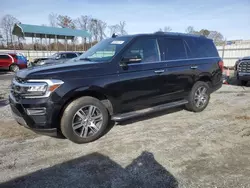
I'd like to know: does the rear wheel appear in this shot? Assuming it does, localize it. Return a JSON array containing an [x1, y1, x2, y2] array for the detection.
[[186, 81, 210, 112], [60, 96, 109, 144], [9, 64, 19, 72]]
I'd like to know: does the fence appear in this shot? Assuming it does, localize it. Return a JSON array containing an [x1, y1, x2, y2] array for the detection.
[[217, 43, 250, 67], [1, 43, 250, 67]]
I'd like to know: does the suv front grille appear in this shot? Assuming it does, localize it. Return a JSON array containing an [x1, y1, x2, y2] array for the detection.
[[238, 61, 250, 73]]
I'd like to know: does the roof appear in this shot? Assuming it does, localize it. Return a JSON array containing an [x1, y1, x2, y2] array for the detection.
[[115, 32, 207, 39], [12, 23, 91, 39]]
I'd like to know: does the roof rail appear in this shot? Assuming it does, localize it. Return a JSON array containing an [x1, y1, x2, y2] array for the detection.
[[153, 31, 205, 38]]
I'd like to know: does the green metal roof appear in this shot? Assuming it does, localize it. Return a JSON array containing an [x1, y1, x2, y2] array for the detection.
[[13, 23, 91, 39]]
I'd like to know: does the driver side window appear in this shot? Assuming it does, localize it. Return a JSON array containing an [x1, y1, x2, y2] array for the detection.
[[123, 38, 160, 63]]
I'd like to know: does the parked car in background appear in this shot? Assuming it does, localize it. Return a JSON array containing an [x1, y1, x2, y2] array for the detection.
[[33, 52, 81, 66], [10, 32, 223, 143], [0, 52, 28, 72], [235, 56, 250, 86]]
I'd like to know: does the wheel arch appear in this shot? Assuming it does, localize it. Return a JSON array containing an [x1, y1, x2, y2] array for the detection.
[[195, 73, 212, 88]]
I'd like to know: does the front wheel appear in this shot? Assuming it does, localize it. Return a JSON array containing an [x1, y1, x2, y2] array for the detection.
[[60, 96, 109, 144], [185, 81, 210, 112]]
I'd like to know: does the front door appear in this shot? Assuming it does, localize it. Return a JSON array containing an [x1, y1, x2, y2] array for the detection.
[[116, 37, 166, 112]]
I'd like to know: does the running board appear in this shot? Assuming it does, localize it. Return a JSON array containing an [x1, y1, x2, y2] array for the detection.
[[111, 99, 188, 121]]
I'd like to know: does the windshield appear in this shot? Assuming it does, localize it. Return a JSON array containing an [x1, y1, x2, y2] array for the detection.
[[50, 53, 60, 58], [77, 37, 132, 62]]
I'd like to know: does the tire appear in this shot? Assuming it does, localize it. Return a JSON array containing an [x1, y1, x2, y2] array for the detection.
[[239, 80, 248, 86], [185, 81, 210, 112], [9, 64, 19, 72], [60, 96, 109, 144]]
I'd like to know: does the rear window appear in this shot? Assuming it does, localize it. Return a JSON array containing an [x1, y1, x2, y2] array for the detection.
[[184, 38, 218, 58], [0, 55, 10, 59]]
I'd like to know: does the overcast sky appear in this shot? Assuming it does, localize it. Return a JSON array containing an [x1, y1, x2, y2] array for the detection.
[[1, 0, 250, 40]]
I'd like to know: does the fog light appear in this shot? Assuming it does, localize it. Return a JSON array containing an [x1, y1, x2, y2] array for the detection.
[[26, 108, 46, 115]]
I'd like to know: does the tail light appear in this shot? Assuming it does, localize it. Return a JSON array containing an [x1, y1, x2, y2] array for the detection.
[[218, 60, 224, 72]]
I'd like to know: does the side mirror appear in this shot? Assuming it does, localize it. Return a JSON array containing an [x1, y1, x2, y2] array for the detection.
[[55, 56, 60, 60], [120, 54, 142, 66]]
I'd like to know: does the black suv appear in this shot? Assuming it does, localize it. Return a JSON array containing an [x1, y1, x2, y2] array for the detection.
[[235, 56, 250, 86], [9, 32, 223, 143]]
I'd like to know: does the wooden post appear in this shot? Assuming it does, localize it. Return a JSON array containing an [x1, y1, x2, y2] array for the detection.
[[65, 36, 67, 51], [55, 35, 58, 52], [45, 34, 48, 53], [34, 34, 38, 58], [32, 36, 34, 50]]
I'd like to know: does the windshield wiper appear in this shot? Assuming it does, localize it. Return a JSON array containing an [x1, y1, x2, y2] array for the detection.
[[79, 58, 92, 61]]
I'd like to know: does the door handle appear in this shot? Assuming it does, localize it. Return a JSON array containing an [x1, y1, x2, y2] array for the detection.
[[190, 66, 198, 69], [154, 70, 165, 74]]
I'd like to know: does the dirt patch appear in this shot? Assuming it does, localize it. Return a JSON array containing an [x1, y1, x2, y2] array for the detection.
[[0, 120, 39, 142], [235, 115, 250, 120]]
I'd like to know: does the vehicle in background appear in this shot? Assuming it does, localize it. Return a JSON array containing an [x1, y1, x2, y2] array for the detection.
[[235, 56, 250, 86], [0, 52, 28, 72], [32, 52, 82, 66], [10, 32, 223, 144]]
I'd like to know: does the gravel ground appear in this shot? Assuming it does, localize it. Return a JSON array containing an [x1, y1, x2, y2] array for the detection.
[[0, 84, 250, 188]]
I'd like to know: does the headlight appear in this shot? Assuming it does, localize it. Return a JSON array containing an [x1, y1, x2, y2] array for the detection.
[[12, 79, 64, 98]]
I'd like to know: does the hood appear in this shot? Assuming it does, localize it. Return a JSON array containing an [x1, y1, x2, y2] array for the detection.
[[16, 59, 112, 79]]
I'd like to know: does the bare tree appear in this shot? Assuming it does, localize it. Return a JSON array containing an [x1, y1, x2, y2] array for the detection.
[[185, 26, 195, 34], [76, 15, 90, 31], [164, 26, 172, 32], [57, 15, 76, 29], [108, 24, 120, 36], [208, 31, 224, 45], [0, 14, 19, 47], [97, 20, 107, 40], [118, 21, 127, 35], [48, 13, 58, 27]]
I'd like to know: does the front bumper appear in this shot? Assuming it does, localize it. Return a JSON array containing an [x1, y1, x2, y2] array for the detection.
[[9, 93, 59, 137], [238, 72, 250, 81]]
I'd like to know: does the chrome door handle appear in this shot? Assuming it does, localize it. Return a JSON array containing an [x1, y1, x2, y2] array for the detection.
[[190, 66, 198, 69], [154, 70, 165, 74]]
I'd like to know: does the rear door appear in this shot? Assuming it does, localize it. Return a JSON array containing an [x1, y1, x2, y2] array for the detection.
[[116, 37, 167, 112], [157, 37, 194, 100], [0, 54, 12, 68]]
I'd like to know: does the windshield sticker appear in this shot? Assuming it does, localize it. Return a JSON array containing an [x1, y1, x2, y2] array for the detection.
[[111, 40, 124, 44]]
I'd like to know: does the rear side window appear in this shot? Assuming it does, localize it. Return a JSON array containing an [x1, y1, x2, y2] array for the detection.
[[184, 38, 218, 58], [0, 55, 11, 60], [66, 53, 77, 58], [159, 38, 187, 60]]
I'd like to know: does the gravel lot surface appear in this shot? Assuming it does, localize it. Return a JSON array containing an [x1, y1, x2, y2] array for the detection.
[[0, 81, 250, 187]]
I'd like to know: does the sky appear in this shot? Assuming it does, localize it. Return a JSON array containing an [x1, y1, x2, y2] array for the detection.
[[1, 0, 250, 40]]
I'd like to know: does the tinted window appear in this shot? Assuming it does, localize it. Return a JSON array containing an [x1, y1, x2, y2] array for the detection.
[[60, 54, 66, 59], [123, 38, 160, 63], [160, 38, 187, 60], [66, 53, 77, 58], [184, 38, 218, 58], [0, 55, 10, 59]]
